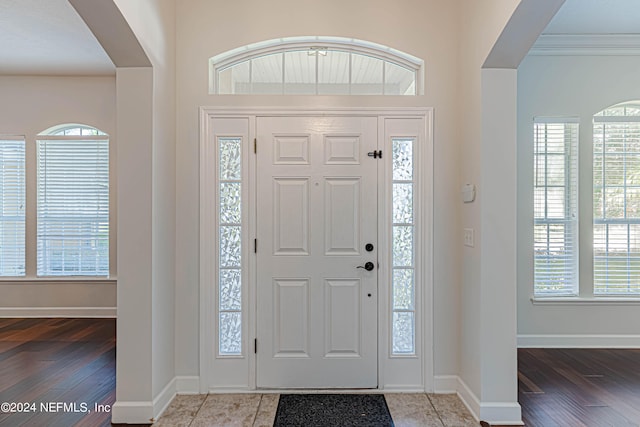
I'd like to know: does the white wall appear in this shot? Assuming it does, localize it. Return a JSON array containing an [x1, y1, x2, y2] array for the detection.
[[517, 54, 640, 343], [175, 0, 462, 384], [458, 0, 522, 404], [0, 75, 116, 316], [112, 0, 178, 416]]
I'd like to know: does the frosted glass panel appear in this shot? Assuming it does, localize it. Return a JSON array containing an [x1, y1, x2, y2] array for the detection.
[[393, 183, 413, 223], [220, 226, 241, 268], [392, 312, 414, 354], [393, 226, 413, 267], [220, 269, 242, 310], [393, 139, 413, 180], [219, 138, 241, 180], [217, 135, 243, 356], [219, 312, 242, 355], [393, 269, 414, 310], [391, 137, 416, 355], [220, 182, 241, 224]]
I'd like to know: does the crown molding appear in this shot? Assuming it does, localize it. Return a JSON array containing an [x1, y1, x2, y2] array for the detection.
[[529, 34, 640, 56]]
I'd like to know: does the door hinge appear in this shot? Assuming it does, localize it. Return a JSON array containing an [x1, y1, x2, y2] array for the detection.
[[254, 138, 257, 154], [254, 238, 257, 253], [367, 150, 382, 159], [254, 338, 257, 354]]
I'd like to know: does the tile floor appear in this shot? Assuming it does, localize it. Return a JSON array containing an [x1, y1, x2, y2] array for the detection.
[[153, 393, 478, 427]]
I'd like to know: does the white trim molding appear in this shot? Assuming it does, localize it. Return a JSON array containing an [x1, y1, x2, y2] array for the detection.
[[531, 297, 640, 306], [434, 376, 524, 426], [0, 307, 116, 318], [518, 334, 640, 348], [529, 34, 640, 56], [176, 376, 201, 394], [111, 401, 154, 425], [199, 107, 434, 393], [111, 377, 177, 424]]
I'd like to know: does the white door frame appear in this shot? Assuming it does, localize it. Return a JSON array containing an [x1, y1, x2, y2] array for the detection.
[[199, 107, 433, 393]]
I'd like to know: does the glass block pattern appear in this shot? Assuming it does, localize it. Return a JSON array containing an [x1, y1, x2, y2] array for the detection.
[[218, 138, 242, 355], [391, 138, 416, 355]]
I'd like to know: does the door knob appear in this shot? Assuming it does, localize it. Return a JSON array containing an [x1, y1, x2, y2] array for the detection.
[[357, 262, 375, 271]]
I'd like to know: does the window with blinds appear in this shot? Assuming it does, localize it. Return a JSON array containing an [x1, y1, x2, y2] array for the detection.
[[37, 126, 109, 276], [533, 120, 579, 296], [593, 103, 640, 295], [0, 137, 25, 276]]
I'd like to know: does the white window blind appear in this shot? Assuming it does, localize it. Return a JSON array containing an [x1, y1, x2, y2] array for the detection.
[[37, 129, 109, 276], [533, 120, 579, 296], [593, 104, 640, 295], [0, 137, 25, 276]]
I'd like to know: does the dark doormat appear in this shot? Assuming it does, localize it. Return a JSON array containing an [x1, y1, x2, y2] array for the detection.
[[273, 394, 394, 427]]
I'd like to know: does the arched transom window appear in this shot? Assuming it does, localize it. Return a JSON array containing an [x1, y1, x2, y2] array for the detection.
[[210, 37, 423, 96]]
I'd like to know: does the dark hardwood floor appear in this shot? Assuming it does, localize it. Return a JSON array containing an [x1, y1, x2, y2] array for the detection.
[[519, 348, 640, 426], [3, 320, 640, 426], [0, 318, 116, 427]]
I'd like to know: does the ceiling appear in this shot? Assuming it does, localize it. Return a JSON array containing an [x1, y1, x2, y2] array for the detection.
[[0, 0, 639, 76], [0, 0, 114, 75], [543, 0, 640, 35]]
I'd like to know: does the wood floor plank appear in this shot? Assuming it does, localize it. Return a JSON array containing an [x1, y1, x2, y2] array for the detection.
[[519, 348, 640, 427], [0, 318, 117, 427]]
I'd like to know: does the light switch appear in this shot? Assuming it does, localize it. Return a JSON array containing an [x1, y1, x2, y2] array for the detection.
[[463, 228, 474, 247]]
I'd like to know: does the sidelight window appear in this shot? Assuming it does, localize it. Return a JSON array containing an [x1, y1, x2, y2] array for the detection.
[[218, 137, 243, 355], [391, 138, 415, 354]]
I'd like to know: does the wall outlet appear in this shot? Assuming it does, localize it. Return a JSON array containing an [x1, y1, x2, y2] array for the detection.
[[463, 228, 474, 247]]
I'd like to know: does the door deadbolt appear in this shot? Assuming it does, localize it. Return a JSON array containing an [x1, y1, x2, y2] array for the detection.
[[365, 243, 374, 252], [357, 262, 375, 271]]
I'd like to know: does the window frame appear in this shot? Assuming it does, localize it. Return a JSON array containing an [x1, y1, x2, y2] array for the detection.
[[592, 103, 640, 296], [0, 135, 26, 277], [531, 104, 640, 301], [0, 124, 114, 282], [532, 118, 579, 297], [209, 37, 424, 96]]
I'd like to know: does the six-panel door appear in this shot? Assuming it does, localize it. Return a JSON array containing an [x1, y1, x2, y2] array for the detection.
[[256, 116, 378, 388]]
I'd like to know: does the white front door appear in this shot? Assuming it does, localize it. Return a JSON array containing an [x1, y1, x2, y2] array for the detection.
[[256, 116, 378, 388]]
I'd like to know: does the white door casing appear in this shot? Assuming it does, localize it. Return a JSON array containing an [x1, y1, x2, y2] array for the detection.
[[199, 108, 433, 393], [256, 116, 378, 388]]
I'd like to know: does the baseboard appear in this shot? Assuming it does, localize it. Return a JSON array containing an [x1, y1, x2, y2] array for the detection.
[[111, 377, 177, 424], [0, 307, 117, 318], [433, 375, 458, 393], [518, 334, 640, 348], [437, 376, 523, 425], [111, 401, 154, 424], [176, 376, 200, 394], [380, 384, 425, 392], [455, 377, 481, 421], [153, 377, 177, 421]]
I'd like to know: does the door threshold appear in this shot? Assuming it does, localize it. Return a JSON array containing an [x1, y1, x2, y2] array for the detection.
[[208, 388, 382, 394]]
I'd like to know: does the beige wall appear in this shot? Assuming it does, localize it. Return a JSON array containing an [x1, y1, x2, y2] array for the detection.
[[175, 0, 462, 381], [0, 75, 116, 315]]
